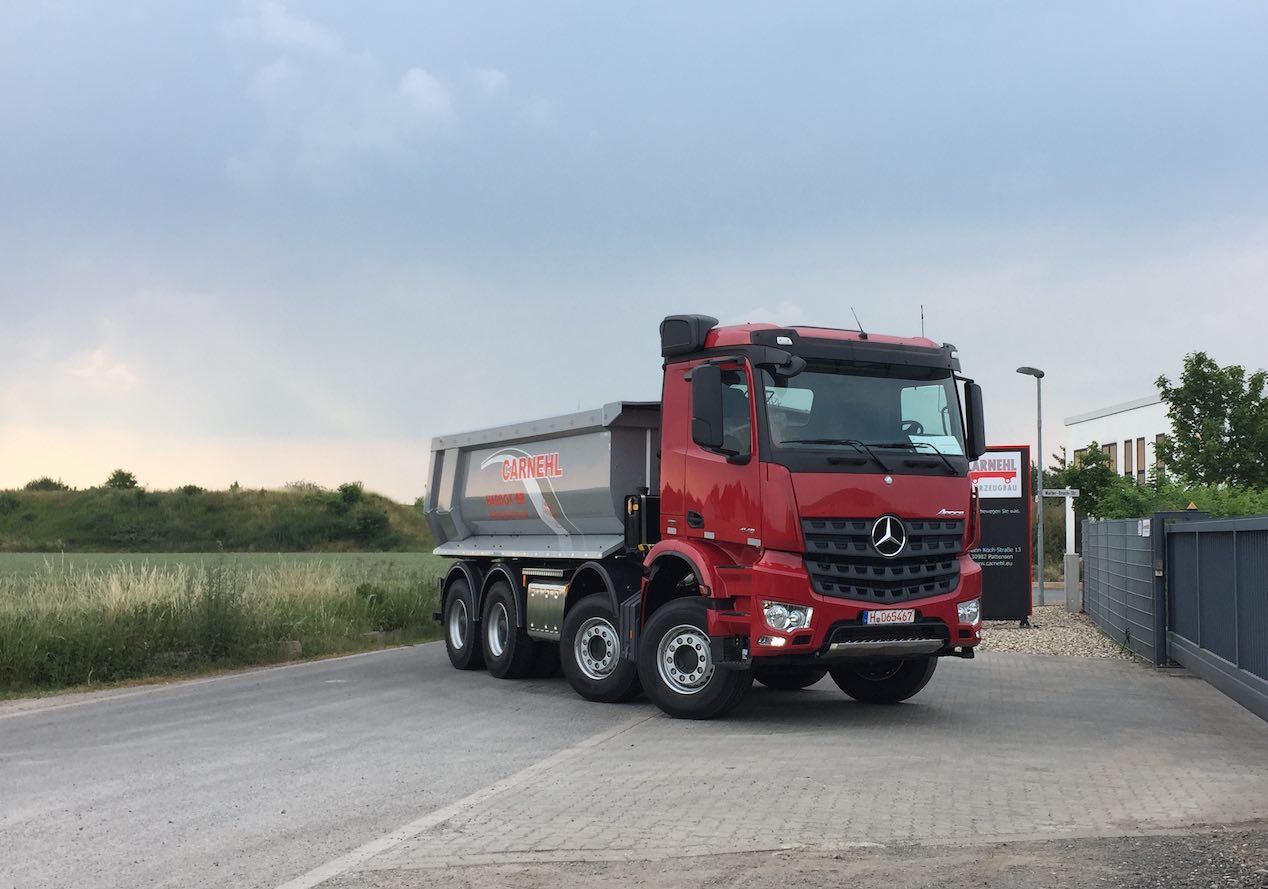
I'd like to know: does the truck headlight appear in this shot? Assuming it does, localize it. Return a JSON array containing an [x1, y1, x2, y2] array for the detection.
[[958, 598, 981, 626], [762, 601, 812, 633]]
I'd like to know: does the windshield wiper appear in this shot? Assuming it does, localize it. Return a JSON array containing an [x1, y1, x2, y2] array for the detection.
[[779, 439, 892, 472], [870, 441, 958, 475]]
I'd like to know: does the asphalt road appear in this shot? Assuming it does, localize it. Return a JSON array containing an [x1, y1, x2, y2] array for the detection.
[[4, 643, 1268, 889], [0, 645, 627, 889]]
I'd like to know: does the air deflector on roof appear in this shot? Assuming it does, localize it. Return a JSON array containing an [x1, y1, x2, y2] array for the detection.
[[660, 314, 718, 358]]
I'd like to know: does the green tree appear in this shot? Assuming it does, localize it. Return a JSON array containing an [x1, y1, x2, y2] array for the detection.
[[1156, 352, 1268, 487], [105, 469, 139, 489], [1053, 442, 1134, 519]]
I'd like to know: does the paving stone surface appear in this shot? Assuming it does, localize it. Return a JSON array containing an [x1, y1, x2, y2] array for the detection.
[[358, 652, 1268, 874]]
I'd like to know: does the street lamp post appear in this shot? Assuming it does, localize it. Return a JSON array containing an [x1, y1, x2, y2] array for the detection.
[[1017, 366, 1044, 620]]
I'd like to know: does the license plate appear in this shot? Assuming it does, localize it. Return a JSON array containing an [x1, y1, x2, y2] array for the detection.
[[864, 608, 915, 625]]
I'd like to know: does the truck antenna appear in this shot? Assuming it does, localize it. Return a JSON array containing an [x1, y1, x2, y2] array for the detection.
[[851, 307, 869, 340], [920, 304, 925, 337]]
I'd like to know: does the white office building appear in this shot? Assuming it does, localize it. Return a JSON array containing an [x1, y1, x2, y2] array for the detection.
[[1064, 396, 1170, 482]]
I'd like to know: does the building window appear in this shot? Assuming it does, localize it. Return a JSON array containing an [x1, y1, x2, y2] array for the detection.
[[1104, 442, 1117, 473], [1155, 434, 1166, 471], [1123, 440, 1133, 479], [1073, 448, 1087, 468], [1136, 437, 1147, 485]]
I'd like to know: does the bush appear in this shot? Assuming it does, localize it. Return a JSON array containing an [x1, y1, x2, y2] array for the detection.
[[0, 482, 432, 553], [24, 477, 70, 492]]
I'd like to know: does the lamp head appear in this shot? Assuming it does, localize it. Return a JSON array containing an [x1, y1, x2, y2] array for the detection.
[[1016, 366, 1045, 379]]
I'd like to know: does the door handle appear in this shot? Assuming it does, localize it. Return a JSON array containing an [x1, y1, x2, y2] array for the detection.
[[686, 511, 705, 529]]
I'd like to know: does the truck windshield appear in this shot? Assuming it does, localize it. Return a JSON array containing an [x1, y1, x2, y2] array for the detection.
[[759, 360, 967, 461]]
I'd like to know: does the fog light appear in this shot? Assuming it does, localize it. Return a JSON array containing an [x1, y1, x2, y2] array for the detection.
[[756, 635, 788, 647], [762, 601, 812, 633], [958, 598, 981, 626]]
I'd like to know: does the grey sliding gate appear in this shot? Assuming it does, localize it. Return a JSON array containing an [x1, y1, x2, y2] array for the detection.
[[1165, 516, 1268, 723]]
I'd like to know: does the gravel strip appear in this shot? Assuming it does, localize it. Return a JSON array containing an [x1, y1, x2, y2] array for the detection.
[[979, 604, 1136, 659]]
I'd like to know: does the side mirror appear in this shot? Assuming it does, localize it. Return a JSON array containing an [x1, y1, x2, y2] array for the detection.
[[690, 364, 724, 450], [964, 382, 986, 460]]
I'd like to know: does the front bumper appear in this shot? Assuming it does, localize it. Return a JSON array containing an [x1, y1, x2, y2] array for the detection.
[[704, 549, 983, 662]]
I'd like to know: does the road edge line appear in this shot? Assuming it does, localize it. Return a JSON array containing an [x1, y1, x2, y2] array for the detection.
[[0, 643, 439, 721]]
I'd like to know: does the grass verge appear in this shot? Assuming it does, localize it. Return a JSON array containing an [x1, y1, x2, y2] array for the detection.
[[0, 558, 443, 694]]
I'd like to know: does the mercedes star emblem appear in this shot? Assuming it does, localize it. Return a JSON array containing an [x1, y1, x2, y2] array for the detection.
[[871, 515, 907, 558]]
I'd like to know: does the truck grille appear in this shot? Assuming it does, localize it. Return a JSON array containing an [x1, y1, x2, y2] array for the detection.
[[802, 517, 964, 604]]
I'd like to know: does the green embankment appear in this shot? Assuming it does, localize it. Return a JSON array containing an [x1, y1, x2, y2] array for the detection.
[[0, 483, 434, 552], [0, 483, 450, 694]]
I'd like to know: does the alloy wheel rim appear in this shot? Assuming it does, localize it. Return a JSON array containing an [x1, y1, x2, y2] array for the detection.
[[575, 617, 619, 681], [656, 623, 714, 695], [487, 602, 509, 657], [448, 598, 468, 650]]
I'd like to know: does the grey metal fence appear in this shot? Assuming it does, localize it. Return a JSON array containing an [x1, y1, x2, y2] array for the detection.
[[1166, 516, 1268, 722], [1082, 518, 1159, 663]]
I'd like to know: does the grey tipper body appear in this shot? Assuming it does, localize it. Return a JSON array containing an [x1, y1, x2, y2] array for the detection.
[[425, 401, 661, 561]]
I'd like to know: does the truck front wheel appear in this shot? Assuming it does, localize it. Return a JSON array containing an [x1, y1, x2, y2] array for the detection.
[[753, 665, 828, 690], [638, 597, 752, 719], [560, 594, 641, 702], [481, 581, 536, 679], [443, 577, 484, 671], [829, 657, 937, 704]]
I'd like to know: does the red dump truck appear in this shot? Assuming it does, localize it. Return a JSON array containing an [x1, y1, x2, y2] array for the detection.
[[425, 315, 987, 718]]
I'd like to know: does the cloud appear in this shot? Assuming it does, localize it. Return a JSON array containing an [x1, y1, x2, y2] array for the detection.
[[63, 348, 139, 393], [472, 67, 510, 100], [226, 1, 454, 187], [518, 95, 557, 128], [729, 301, 808, 326], [399, 67, 453, 121], [230, 0, 341, 56]]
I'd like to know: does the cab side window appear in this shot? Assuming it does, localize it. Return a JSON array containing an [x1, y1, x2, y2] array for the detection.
[[720, 370, 752, 456]]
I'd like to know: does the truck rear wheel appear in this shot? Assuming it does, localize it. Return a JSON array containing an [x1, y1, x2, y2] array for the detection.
[[443, 577, 484, 671], [753, 665, 828, 690], [481, 581, 536, 679], [829, 656, 937, 704], [638, 597, 752, 720], [561, 594, 641, 703]]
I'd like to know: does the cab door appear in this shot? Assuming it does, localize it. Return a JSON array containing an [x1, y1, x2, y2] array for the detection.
[[682, 360, 763, 549]]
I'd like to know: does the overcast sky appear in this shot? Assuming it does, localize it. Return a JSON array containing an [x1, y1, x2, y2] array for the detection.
[[2, 1, 1266, 501]]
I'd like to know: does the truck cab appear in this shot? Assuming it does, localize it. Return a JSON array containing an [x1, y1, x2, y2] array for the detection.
[[634, 315, 986, 716]]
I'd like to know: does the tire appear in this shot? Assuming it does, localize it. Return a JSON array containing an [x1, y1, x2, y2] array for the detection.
[[442, 577, 484, 671], [638, 597, 752, 719], [531, 640, 562, 678], [480, 580, 536, 679], [829, 656, 937, 704], [560, 593, 641, 703], [753, 665, 828, 691]]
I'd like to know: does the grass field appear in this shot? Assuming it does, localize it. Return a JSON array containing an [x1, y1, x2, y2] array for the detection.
[[0, 551, 449, 581], [0, 551, 452, 694]]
